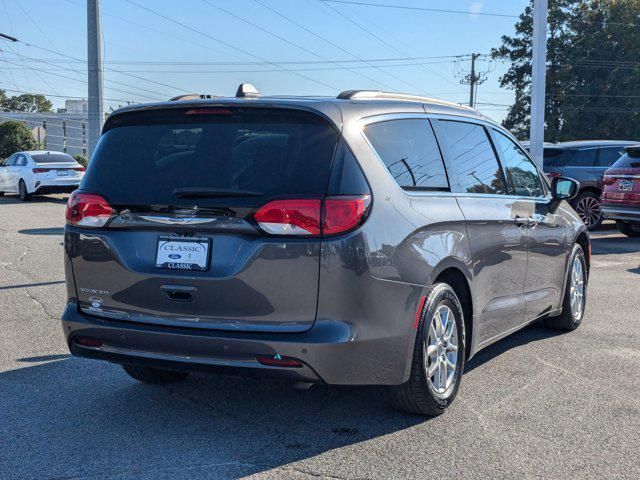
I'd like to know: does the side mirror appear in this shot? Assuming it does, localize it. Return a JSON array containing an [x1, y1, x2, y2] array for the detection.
[[551, 176, 579, 201]]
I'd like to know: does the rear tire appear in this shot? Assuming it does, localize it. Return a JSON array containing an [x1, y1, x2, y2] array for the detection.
[[18, 180, 32, 201], [391, 283, 465, 416], [615, 220, 640, 237], [544, 244, 587, 331], [571, 191, 602, 230], [122, 364, 189, 384]]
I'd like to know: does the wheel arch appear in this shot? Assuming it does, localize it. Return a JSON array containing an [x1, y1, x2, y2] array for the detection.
[[431, 262, 474, 361]]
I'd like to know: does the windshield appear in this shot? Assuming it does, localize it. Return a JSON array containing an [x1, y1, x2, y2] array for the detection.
[[82, 108, 340, 207], [32, 152, 77, 164]]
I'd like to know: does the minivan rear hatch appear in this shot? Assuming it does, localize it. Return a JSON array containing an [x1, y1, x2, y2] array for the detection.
[[69, 106, 341, 332]]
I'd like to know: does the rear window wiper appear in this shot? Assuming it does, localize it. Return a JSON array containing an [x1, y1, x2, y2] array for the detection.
[[172, 187, 264, 198]]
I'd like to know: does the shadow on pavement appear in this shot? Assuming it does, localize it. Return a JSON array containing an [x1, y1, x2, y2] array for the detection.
[[0, 195, 69, 205], [1, 323, 561, 479], [590, 234, 640, 255], [18, 227, 64, 236], [0, 280, 65, 291]]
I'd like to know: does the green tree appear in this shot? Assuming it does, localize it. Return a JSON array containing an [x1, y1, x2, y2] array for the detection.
[[1, 93, 53, 113], [493, 0, 640, 141], [0, 120, 37, 159]]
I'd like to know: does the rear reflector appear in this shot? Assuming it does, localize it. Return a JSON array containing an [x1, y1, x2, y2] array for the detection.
[[65, 191, 115, 228], [414, 295, 428, 329], [253, 195, 370, 237], [256, 355, 303, 368], [74, 337, 104, 348]]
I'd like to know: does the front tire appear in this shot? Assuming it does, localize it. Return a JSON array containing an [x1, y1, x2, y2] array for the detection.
[[615, 220, 640, 237], [392, 283, 465, 416], [122, 364, 189, 384], [572, 191, 602, 230], [544, 244, 587, 331], [18, 180, 32, 201]]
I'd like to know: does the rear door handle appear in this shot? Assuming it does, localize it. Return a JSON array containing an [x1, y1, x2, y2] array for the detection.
[[161, 284, 197, 302]]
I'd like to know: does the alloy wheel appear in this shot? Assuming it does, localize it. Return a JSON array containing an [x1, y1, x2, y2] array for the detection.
[[575, 196, 601, 229], [569, 257, 585, 320], [425, 304, 458, 396]]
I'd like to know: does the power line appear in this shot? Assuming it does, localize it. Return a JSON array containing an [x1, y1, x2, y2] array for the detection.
[[125, 0, 339, 92], [0, 85, 132, 103], [201, 0, 395, 91], [319, 1, 519, 19], [0, 54, 469, 65], [320, 0, 465, 91]]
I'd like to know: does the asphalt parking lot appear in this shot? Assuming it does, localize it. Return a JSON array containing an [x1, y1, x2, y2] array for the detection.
[[1, 194, 639, 480]]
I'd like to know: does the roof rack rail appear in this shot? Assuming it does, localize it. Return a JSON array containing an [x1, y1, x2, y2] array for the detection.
[[168, 94, 217, 101], [336, 90, 474, 110]]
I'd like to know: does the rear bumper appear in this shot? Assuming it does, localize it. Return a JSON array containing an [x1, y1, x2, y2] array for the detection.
[[34, 184, 78, 195], [61, 301, 411, 385], [601, 204, 640, 222]]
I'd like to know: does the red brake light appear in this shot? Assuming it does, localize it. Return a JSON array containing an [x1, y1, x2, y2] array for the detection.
[[253, 199, 322, 236], [546, 171, 562, 179], [252, 195, 370, 237], [65, 191, 115, 228], [323, 196, 370, 235], [185, 108, 232, 115], [73, 167, 86, 172], [32, 168, 51, 173], [602, 175, 616, 186]]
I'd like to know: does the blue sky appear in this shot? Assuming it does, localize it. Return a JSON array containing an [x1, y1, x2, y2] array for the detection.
[[0, 0, 529, 122]]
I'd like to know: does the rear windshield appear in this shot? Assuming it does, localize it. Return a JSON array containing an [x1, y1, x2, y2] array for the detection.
[[611, 152, 640, 169], [32, 152, 76, 164], [82, 108, 340, 206]]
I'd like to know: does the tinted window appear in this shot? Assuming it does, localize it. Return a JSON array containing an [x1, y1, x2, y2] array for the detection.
[[4, 155, 16, 166], [434, 120, 506, 194], [543, 148, 570, 167], [326, 139, 370, 195], [611, 152, 640, 169], [493, 131, 546, 197], [364, 119, 448, 190], [569, 149, 597, 167], [595, 147, 625, 167], [32, 152, 76, 164], [83, 108, 340, 207], [16, 155, 27, 167]]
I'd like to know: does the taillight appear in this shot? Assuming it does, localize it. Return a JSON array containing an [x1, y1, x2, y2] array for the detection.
[[254, 199, 322, 235], [252, 195, 370, 237], [323, 196, 370, 235], [73, 167, 86, 172], [32, 168, 51, 173], [546, 171, 562, 179], [65, 191, 115, 228], [602, 175, 616, 186]]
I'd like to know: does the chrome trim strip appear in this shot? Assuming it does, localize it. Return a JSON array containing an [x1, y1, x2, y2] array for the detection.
[[139, 216, 215, 225]]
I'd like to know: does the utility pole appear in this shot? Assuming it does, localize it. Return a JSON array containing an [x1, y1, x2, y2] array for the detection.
[[87, 0, 103, 158], [469, 53, 480, 108], [455, 53, 491, 109], [530, 0, 548, 167]]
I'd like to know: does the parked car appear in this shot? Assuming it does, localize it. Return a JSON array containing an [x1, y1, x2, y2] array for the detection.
[[601, 145, 640, 237], [0, 151, 85, 201], [522, 140, 636, 229], [62, 87, 589, 416]]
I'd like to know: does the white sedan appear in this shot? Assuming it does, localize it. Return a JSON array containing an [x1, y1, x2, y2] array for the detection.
[[0, 151, 85, 201]]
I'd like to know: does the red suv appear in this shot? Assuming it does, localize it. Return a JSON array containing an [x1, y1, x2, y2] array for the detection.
[[601, 145, 640, 237]]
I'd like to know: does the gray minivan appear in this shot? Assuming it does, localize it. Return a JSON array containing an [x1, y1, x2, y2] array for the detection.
[[62, 88, 589, 416]]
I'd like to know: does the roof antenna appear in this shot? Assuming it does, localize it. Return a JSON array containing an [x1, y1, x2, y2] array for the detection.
[[236, 83, 260, 98]]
